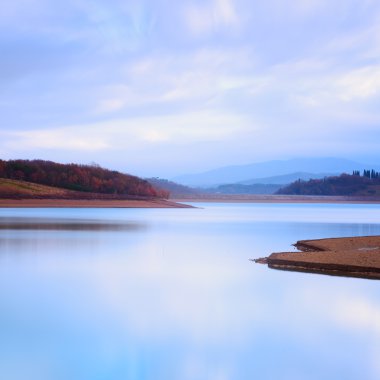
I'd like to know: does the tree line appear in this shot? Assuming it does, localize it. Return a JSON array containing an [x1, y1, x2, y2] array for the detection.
[[0, 159, 169, 198], [352, 169, 380, 179], [277, 171, 380, 196]]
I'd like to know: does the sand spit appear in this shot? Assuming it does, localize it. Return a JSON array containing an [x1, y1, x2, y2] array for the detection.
[[0, 199, 193, 208], [255, 236, 380, 280]]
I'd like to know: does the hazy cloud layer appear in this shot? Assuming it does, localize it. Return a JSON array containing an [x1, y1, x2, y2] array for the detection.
[[1, 0, 380, 176]]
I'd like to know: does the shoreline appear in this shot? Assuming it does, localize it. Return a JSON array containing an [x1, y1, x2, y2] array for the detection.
[[255, 236, 380, 280], [172, 195, 380, 204], [0, 199, 193, 208]]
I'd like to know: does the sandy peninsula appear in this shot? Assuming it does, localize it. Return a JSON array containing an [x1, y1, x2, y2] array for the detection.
[[255, 236, 380, 279]]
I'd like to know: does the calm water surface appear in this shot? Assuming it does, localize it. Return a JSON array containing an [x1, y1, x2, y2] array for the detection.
[[1, 203, 380, 380]]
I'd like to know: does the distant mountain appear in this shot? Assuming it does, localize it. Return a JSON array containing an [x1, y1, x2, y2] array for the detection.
[[239, 172, 335, 185], [173, 158, 380, 187]]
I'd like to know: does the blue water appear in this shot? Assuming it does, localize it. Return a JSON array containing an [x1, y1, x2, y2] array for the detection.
[[1, 203, 380, 380]]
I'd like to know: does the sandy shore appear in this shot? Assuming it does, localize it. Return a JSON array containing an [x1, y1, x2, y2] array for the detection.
[[0, 199, 193, 208], [255, 236, 380, 280]]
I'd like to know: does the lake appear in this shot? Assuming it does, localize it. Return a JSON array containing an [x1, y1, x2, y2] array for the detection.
[[1, 203, 380, 380]]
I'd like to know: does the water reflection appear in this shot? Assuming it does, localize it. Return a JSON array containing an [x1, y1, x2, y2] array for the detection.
[[0, 217, 145, 231], [0, 204, 379, 380]]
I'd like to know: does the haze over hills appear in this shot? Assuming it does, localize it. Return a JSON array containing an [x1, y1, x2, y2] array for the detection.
[[210, 183, 282, 195], [238, 172, 334, 185], [146, 178, 199, 198], [173, 158, 380, 187]]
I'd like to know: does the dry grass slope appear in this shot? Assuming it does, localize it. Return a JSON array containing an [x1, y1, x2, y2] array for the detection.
[[0, 178, 193, 208], [0, 178, 70, 197]]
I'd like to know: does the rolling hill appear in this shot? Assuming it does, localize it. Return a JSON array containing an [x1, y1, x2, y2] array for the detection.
[[0, 159, 168, 198]]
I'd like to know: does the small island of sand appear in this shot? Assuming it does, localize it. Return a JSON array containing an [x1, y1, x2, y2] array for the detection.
[[255, 236, 380, 280]]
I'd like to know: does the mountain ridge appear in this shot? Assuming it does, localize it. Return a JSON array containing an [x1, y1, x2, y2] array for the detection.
[[173, 158, 380, 187], [238, 172, 336, 185]]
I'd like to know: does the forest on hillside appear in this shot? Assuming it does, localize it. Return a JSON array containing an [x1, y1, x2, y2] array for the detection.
[[0, 159, 169, 198], [277, 171, 380, 196]]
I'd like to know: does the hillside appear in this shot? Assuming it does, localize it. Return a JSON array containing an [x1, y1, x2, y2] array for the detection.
[[146, 178, 199, 198], [0, 159, 168, 198], [0, 178, 71, 198], [277, 172, 380, 196], [0, 178, 170, 200]]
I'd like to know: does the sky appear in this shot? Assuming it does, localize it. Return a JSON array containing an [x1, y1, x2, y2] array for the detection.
[[1, 0, 380, 177]]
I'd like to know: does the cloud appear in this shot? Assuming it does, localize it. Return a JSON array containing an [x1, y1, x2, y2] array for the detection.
[[1, 110, 251, 153], [0, 0, 156, 54], [284, 0, 329, 16], [255, 57, 380, 126], [335, 65, 380, 101], [95, 98, 126, 114], [2, 129, 110, 152], [184, 0, 239, 35], [92, 48, 255, 115], [1, 0, 380, 172]]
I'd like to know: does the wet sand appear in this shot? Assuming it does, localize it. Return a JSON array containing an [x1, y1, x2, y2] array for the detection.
[[0, 199, 193, 208], [255, 236, 380, 280]]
